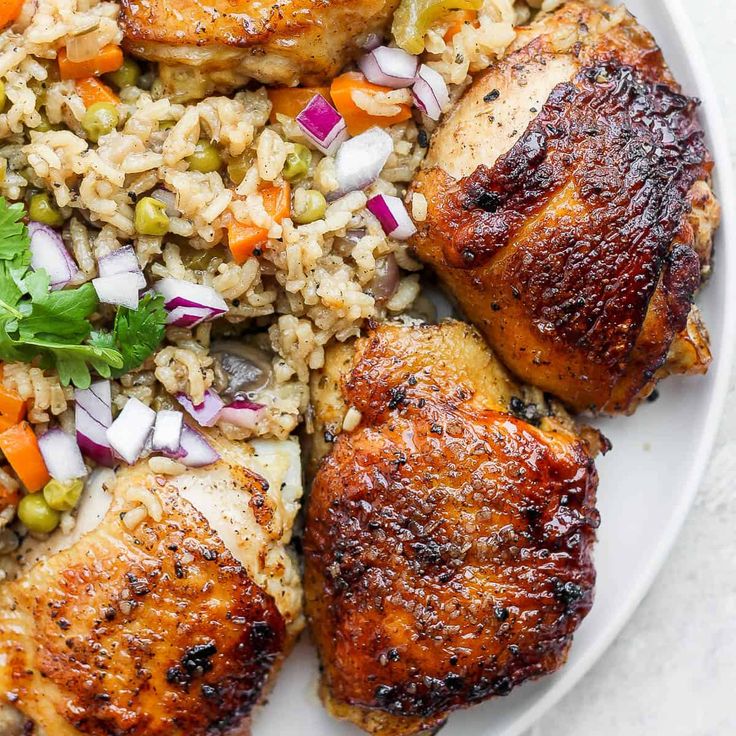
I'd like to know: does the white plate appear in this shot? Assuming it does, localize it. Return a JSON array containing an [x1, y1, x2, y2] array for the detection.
[[256, 1, 736, 734]]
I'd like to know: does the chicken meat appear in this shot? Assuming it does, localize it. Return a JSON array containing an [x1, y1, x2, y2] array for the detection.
[[304, 320, 602, 735], [120, 0, 400, 100], [0, 435, 303, 736], [410, 0, 720, 414]]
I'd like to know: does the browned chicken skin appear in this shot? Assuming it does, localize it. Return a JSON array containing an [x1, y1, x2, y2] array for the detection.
[[305, 321, 601, 735], [410, 1, 719, 414], [120, 0, 400, 99]]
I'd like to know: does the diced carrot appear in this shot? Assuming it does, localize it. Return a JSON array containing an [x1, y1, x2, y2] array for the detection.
[[0, 415, 18, 434], [268, 87, 332, 124], [0, 0, 24, 30], [330, 72, 412, 136], [0, 422, 49, 493], [443, 10, 479, 42], [0, 474, 19, 512], [76, 76, 120, 107], [0, 382, 26, 424], [58, 44, 124, 81], [226, 182, 291, 264]]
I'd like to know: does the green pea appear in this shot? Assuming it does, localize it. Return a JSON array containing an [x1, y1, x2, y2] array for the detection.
[[81, 101, 119, 143], [186, 139, 222, 174], [282, 144, 311, 182], [43, 478, 84, 512], [29, 192, 64, 227], [227, 152, 254, 185], [104, 57, 141, 90], [292, 188, 326, 224], [34, 111, 59, 133], [134, 196, 170, 236], [0, 80, 5, 112], [159, 119, 176, 131], [18, 493, 61, 534]]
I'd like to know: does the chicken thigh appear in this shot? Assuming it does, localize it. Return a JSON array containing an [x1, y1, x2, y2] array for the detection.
[[410, 1, 719, 414], [305, 321, 601, 735], [120, 0, 400, 100], [0, 435, 302, 736]]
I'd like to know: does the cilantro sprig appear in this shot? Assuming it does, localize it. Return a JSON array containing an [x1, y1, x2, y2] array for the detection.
[[0, 197, 167, 388]]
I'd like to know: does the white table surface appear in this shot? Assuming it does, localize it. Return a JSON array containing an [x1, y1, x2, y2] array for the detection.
[[529, 3, 736, 735]]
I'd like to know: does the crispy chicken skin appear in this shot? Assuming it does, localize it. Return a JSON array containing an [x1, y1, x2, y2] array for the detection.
[[120, 0, 400, 99], [410, 1, 720, 414], [0, 436, 303, 736], [305, 321, 600, 735]]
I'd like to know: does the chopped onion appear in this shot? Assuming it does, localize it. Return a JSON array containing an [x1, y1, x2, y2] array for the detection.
[[296, 94, 349, 156], [176, 389, 224, 428], [66, 24, 103, 62], [28, 222, 80, 290], [333, 127, 394, 198], [219, 399, 265, 430], [38, 429, 88, 482], [152, 410, 183, 453], [360, 33, 384, 51], [92, 273, 141, 309], [150, 188, 180, 218], [367, 194, 417, 240], [106, 397, 155, 464], [153, 278, 227, 326], [75, 381, 115, 467], [178, 425, 220, 467], [98, 246, 146, 289], [359, 46, 419, 89], [412, 64, 450, 121], [371, 254, 400, 303]]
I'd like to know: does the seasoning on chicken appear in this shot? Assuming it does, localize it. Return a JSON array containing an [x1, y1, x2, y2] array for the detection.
[[410, 1, 720, 414], [305, 321, 602, 735]]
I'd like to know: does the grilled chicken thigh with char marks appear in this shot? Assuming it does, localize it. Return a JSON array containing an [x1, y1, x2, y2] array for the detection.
[[410, 1, 719, 414], [305, 321, 602, 735], [0, 436, 302, 736]]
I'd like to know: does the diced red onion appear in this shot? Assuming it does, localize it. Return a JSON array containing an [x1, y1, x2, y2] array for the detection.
[[412, 64, 450, 121], [296, 94, 349, 156], [75, 380, 115, 467], [98, 245, 146, 289], [359, 46, 419, 89], [38, 428, 88, 482], [178, 425, 220, 467], [219, 399, 265, 430], [360, 33, 383, 51], [28, 221, 80, 290], [332, 127, 394, 198], [153, 278, 227, 326], [150, 188, 180, 218], [92, 273, 141, 309], [366, 194, 417, 240], [371, 254, 400, 303], [105, 397, 155, 464], [176, 389, 224, 428], [151, 410, 183, 453]]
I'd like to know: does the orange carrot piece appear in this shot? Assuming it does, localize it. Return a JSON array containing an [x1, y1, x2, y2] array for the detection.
[[76, 76, 120, 107], [58, 44, 124, 80], [0, 382, 26, 424], [0, 474, 19, 512], [0, 0, 24, 30], [0, 415, 17, 434], [330, 72, 412, 136], [268, 87, 332, 124], [0, 422, 49, 492], [443, 10, 479, 41]]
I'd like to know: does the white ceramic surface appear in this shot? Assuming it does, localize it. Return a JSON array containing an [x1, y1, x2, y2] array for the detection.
[[255, 1, 736, 734]]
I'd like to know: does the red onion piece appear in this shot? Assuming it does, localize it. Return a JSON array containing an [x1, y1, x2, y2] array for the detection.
[[371, 253, 400, 303], [366, 194, 417, 240], [105, 397, 155, 464], [165, 306, 219, 328], [38, 428, 88, 482], [176, 389, 224, 427], [153, 278, 227, 325], [360, 32, 383, 51], [219, 399, 265, 430], [151, 409, 183, 453], [412, 64, 450, 121], [178, 425, 220, 467], [150, 188, 180, 218], [92, 272, 141, 309], [332, 127, 394, 198], [296, 94, 349, 156], [98, 245, 146, 289], [28, 221, 80, 290], [75, 381, 115, 467], [359, 46, 419, 89]]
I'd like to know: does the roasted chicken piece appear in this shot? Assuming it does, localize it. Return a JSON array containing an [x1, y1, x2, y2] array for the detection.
[[0, 435, 303, 736], [120, 0, 400, 100], [410, 0, 720, 414], [304, 321, 602, 735]]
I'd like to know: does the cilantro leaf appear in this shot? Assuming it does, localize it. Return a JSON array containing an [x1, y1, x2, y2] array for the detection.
[[0, 199, 30, 262], [19, 281, 98, 343]]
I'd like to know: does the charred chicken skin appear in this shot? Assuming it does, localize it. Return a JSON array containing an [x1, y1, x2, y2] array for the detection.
[[305, 321, 601, 735], [410, 1, 719, 414], [0, 436, 302, 736], [120, 0, 400, 99]]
